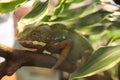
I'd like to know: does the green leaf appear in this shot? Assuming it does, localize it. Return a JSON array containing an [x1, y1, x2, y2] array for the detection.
[[60, 10, 111, 30], [64, 0, 84, 10], [42, 0, 85, 21], [0, 0, 28, 13], [54, 3, 99, 21], [53, 0, 66, 16], [49, 0, 66, 20], [19, 0, 49, 25], [70, 45, 120, 80], [69, 10, 110, 26], [66, 0, 84, 3], [0, 0, 16, 3], [69, 0, 84, 3]]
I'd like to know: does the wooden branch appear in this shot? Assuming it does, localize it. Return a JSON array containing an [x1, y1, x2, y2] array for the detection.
[[0, 43, 77, 79]]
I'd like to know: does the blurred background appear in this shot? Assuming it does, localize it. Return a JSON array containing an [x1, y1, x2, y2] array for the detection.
[[0, 0, 119, 80]]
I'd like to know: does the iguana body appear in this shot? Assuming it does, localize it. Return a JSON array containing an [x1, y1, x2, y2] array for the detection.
[[17, 23, 93, 69]]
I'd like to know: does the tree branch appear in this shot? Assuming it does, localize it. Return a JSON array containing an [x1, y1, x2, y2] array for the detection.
[[0, 43, 77, 79]]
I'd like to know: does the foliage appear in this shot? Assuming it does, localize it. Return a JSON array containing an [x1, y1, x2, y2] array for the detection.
[[0, 0, 28, 13], [0, 0, 120, 80]]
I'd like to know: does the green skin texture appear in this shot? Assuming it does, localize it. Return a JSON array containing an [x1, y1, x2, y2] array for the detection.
[[17, 23, 93, 68]]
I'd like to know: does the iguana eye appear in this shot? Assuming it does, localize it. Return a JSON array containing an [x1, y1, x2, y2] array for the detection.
[[31, 32, 39, 37], [30, 31, 41, 41]]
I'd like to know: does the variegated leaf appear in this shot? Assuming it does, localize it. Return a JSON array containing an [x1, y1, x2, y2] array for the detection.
[[70, 45, 120, 80]]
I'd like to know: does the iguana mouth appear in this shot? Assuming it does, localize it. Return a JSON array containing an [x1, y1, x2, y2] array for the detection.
[[19, 41, 36, 48], [19, 41, 46, 49]]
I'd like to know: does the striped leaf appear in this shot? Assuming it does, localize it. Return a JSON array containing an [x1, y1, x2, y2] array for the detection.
[[53, 0, 66, 16], [19, 0, 49, 25], [70, 45, 120, 80], [0, 0, 28, 13], [0, 0, 16, 3]]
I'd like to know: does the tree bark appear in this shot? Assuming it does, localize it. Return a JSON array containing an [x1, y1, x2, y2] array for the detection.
[[0, 43, 77, 79]]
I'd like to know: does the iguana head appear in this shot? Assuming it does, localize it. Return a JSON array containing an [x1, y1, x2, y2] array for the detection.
[[17, 24, 52, 48]]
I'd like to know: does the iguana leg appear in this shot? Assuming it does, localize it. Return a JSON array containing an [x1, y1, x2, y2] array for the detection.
[[52, 40, 71, 69], [80, 50, 91, 66]]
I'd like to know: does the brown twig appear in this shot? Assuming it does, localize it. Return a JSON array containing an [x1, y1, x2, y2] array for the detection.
[[0, 43, 77, 79]]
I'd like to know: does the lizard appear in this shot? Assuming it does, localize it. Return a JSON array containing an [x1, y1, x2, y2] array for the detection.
[[17, 23, 93, 69]]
